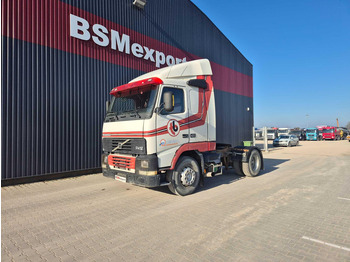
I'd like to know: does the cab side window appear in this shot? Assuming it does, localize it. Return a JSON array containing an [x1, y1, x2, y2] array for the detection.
[[160, 87, 184, 115]]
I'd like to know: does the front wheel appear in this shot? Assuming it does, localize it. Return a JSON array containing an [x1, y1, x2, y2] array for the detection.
[[168, 156, 200, 196], [242, 149, 262, 177]]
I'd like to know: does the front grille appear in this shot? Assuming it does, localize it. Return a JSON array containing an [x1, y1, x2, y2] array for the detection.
[[108, 155, 136, 172], [102, 138, 146, 154]]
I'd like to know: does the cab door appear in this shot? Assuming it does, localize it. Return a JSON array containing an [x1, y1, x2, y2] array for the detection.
[[156, 86, 189, 168]]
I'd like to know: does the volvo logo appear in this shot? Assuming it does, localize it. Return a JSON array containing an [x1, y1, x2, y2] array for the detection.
[[112, 139, 130, 152]]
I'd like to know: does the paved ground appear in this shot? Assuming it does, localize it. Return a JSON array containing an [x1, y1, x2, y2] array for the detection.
[[2, 140, 350, 261]]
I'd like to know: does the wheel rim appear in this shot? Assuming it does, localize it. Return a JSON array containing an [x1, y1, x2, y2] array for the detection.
[[250, 153, 260, 173], [180, 167, 196, 186]]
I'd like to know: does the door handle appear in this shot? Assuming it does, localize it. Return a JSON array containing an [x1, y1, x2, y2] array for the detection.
[[190, 134, 196, 138], [182, 134, 189, 138]]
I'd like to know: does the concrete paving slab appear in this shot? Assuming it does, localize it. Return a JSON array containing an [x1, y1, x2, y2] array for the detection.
[[2, 140, 350, 261]]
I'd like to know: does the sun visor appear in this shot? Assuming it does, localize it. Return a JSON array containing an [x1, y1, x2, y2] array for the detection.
[[110, 77, 163, 96]]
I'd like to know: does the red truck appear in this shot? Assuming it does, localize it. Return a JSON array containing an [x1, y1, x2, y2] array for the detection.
[[322, 126, 340, 140]]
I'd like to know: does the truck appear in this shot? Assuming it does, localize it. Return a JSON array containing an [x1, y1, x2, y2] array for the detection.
[[322, 126, 340, 140], [255, 129, 263, 140], [305, 128, 319, 141], [278, 128, 290, 137], [267, 128, 278, 140], [101, 59, 264, 196], [317, 127, 325, 140], [339, 127, 348, 140], [290, 129, 306, 141]]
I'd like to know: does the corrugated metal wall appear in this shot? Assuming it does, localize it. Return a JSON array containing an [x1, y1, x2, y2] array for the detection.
[[2, 0, 253, 180]]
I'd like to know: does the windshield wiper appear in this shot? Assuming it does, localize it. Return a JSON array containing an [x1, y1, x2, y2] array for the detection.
[[130, 109, 141, 118], [105, 112, 119, 121], [123, 109, 141, 118]]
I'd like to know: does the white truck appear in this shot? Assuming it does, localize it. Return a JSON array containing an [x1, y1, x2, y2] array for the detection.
[[278, 128, 290, 137], [102, 59, 263, 195], [267, 128, 278, 140]]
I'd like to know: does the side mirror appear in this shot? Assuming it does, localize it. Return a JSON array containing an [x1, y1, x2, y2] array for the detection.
[[163, 91, 174, 112], [106, 100, 110, 112]]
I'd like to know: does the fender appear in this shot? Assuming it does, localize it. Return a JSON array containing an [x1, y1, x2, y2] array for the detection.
[[232, 146, 264, 170], [169, 149, 205, 187], [170, 142, 216, 170]]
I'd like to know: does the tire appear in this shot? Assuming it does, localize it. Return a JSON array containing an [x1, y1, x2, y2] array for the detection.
[[287, 142, 291, 147], [233, 160, 244, 176], [242, 149, 262, 177], [168, 156, 200, 196]]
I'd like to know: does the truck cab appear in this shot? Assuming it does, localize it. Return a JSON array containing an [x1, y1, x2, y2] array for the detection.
[[322, 126, 340, 140], [267, 128, 278, 140], [290, 129, 305, 141], [306, 128, 319, 141], [102, 59, 263, 195], [278, 128, 290, 137]]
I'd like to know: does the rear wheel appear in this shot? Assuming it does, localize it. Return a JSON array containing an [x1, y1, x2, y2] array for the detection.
[[168, 156, 200, 196], [242, 149, 262, 177]]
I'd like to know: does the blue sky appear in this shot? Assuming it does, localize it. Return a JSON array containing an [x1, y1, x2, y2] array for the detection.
[[192, 0, 350, 128]]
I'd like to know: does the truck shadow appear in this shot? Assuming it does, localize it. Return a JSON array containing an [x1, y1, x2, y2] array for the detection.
[[255, 143, 285, 151], [152, 158, 290, 195], [198, 158, 290, 193], [259, 158, 290, 175]]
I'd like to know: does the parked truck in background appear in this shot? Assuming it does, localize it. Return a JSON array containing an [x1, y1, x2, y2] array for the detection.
[[306, 128, 320, 141], [101, 59, 263, 196], [267, 128, 278, 140], [255, 129, 263, 140], [339, 127, 348, 140], [278, 128, 290, 137], [317, 127, 325, 141], [290, 129, 306, 141], [344, 129, 349, 140], [322, 126, 340, 140]]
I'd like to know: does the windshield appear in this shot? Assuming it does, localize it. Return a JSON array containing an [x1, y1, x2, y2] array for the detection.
[[323, 128, 334, 133], [106, 86, 158, 121], [279, 135, 289, 139], [291, 131, 301, 135], [279, 130, 288, 134], [267, 130, 276, 133], [306, 129, 316, 133]]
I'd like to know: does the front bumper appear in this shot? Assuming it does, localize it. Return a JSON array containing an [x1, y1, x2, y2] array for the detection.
[[102, 154, 160, 187], [307, 137, 317, 140]]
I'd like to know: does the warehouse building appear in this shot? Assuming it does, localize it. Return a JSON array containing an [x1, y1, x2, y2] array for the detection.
[[2, 0, 253, 184]]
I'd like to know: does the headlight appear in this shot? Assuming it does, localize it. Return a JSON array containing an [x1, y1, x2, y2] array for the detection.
[[101, 154, 108, 169]]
